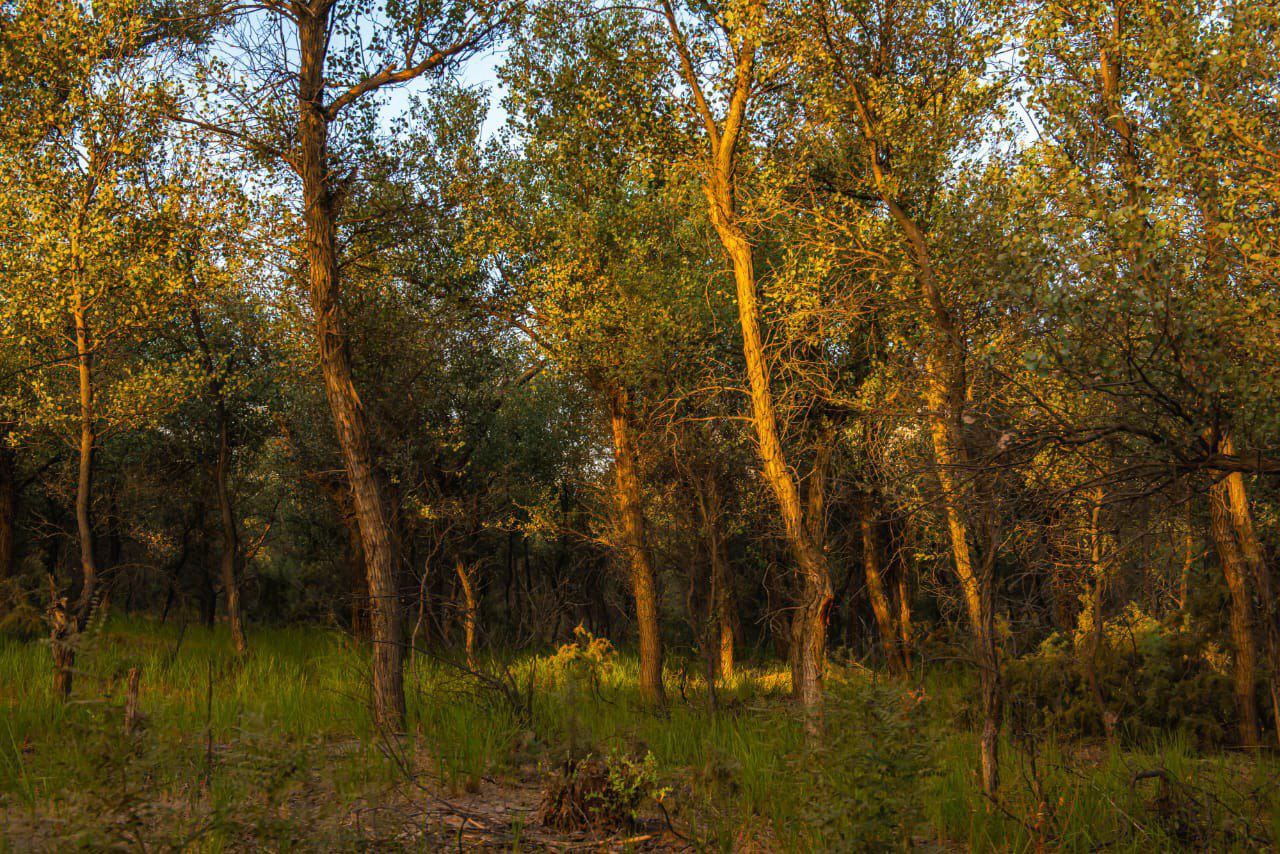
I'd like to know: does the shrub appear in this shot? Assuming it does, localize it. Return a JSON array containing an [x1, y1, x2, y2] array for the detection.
[[1006, 606, 1237, 746], [547, 624, 614, 693], [537, 749, 666, 832]]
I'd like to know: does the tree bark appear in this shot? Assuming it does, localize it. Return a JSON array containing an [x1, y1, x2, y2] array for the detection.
[[72, 296, 98, 627], [707, 172, 832, 729], [1219, 436, 1277, 746], [859, 493, 904, 675], [297, 7, 404, 731], [836, 56, 1003, 791], [53, 293, 99, 699], [1208, 472, 1261, 746], [659, 2, 831, 727], [607, 385, 665, 708], [455, 555, 479, 670]]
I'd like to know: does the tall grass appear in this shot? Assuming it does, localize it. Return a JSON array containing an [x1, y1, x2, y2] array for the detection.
[[3, 619, 1279, 850]]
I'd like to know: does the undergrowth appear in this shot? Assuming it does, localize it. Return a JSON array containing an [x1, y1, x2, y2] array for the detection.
[[2, 618, 1278, 850]]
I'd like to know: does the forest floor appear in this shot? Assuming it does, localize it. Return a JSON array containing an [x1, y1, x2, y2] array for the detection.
[[2, 619, 1279, 851]]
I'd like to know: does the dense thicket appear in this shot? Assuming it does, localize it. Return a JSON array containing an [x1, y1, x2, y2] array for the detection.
[[2, 0, 1278, 795]]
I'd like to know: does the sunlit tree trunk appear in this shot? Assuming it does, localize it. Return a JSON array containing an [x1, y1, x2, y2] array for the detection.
[[454, 555, 479, 670], [836, 67, 1002, 785], [297, 7, 404, 731], [660, 1, 831, 730], [708, 161, 831, 728], [607, 385, 665, 708], [1208, 469, 1261, 746], [53, 289, 100, 699], [1219, 436, 1278, 746]]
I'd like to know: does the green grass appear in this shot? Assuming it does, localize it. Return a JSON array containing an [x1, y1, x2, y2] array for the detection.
[[2, 619, 1278, 850]]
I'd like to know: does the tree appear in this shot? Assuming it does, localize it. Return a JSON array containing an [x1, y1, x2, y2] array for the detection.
[[0, 0, 217, 695], [656, 0, 835, 730], [183, 0, 511, 729]]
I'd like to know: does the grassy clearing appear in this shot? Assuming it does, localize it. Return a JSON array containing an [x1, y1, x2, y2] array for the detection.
[[2, 620, 1278, 850]]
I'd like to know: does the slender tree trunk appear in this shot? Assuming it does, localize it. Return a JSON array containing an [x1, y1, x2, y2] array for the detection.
[[859, 493, 903, 675], [455, 555, 478, 670], [215, 420, 246, 655], [1208, 471, 1261, 746], [1218, 436, 1278, 746], [1080, 488, 1117, 740], [1180, 481, 1196, 614], [607, 386, 665, 708], [843, 71, 1003, 789], [72, 298, 98, 625], [895, 562, 912, 669], [297, 8, 404, 731], [53, 295, 99, 699], [659, 4, 830, 728], [695, 472, 735, 681], [707, 176, 832, 727], [0, 438, 15, 580], [192, 308, 247, 655]]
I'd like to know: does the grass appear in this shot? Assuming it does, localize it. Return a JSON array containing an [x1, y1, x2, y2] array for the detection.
[[2, 619, 1279, 850]]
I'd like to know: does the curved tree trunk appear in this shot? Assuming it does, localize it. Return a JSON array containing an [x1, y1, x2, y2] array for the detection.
[[298, 9, 404, 731], [607, 385, 665, 708], [709, 178, 832, 730], [658, 3, 831, 729], [54, 294, 100, 700]]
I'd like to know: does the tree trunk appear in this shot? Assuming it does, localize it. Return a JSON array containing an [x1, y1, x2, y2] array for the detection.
[[0, 437, 15, 580], [607, 385, 665, 708], [695, 471, 735, 681], [1208, 471, 1261, 747], [1080, 488, 1117, 740], [298, 8, 404, 731], [215, 419, 247, 655], [72, 297, 98, 627], [455, 555, 479, 670], [895, 562, 912, 669], [843, 71, 1003, 789], [859, 493, 904, 675], [192, 308, 247, 656], [1218, 436, 1276, 745], [706, 174, 832, 730], [53, 295, 99, 699]]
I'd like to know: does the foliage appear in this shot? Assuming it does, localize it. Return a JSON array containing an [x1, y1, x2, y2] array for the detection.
[[1007, 608, 1238, 747]]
